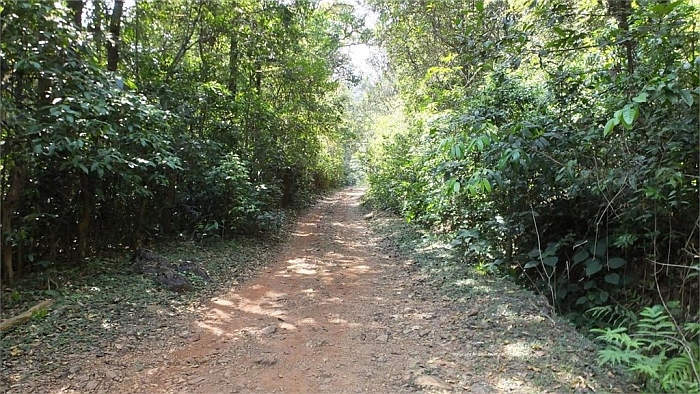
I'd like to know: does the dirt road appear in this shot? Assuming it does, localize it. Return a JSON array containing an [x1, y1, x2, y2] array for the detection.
[[141, 189, 431, 393], [35, 188, 629, 393], [136, 188, 451, 393]]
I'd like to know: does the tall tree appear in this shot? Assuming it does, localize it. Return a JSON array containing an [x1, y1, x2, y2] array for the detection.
[[107, 0, 124, 71]]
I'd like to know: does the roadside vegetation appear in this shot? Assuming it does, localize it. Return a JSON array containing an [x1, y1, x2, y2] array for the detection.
[[1, 0, 362, 285], [358, 1, 700, 391]]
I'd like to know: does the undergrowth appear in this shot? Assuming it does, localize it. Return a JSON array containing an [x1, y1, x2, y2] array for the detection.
[[591, 302, 700, 393]]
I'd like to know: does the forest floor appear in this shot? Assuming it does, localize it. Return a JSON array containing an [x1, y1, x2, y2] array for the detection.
[[1, 188, 635, 393]]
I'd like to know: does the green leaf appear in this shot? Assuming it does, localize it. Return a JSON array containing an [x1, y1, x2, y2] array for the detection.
[[592, 241, 607, 257], [527, 249, 541, 258], [498, 152, 510, 169], [621, 105, 637, 127], [632, 92, 648, 103], [604, 273, 620, 284], [573, 250, 590, 264], [679, 90, 694, 106], [453, 181, 461, 193], [542, 256, 558, 267], [511, 150, 520, 162], [604, 118, 617, 136], [585, 258, 603, 276], [524, 260, 539, 269], [476, 138, 484, 151], [607, 257, 626, 269], [475, 0, 484, 12]]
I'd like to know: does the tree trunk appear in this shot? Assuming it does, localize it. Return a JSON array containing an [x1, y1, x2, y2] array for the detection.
[[228, 33, 239, 96], [129, 198, 148, 249], [107, 0, 124, 72], [77, 173, 93, 258], [165, 2, 204, 80], [228, 3, 240, 97], [608, 0, 634, 75], [162, 172, 177, 235], [67, 0, 84, 27], [254, 59, 262, 94], [1, 165, 26, 285], [91, 0, 105, 58]]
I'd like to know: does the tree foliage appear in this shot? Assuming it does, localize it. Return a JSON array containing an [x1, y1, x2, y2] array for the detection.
[[361, 1, 699, 389], [1, 0, 362, 284]]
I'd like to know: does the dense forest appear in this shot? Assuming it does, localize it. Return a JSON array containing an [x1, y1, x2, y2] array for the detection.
[[2, 0, 700, 391], [1, 0, 364, 284], [357, 0, 700, 391]]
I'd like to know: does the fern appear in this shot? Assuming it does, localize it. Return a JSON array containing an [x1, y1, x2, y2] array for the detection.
[[591, 327, 640, 348], [685, 323, 700, 336], [629, 353, 664, 379], [592, 303, 700, 393], [664, 354, 695, 384], [598, 346, 642, 366], [587, 304, 636, 328]]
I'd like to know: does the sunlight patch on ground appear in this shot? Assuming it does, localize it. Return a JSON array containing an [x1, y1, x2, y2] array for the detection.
[[264, 290, 287, 301], [501, 341, 531, 359], [471, 285, 494, 294], [328, 316, 348, 324], [231, 295, 286, 319], [207, 308, 232, 320], [196, 289, 293, 338], [454, 278, 478, 287], [286, 257, 319, 275], [330, 221, 349, 228], [211, 298, 235, 307], [416, 242, 451, 253], [196, 322, 225, 336], [453, 278, 494, 294], [497, 304, 517, 317], [347, 264, 371, 274], [292, 267, 318, 275], [297, 317, 317, 326], [495, 376, 536, 392]]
